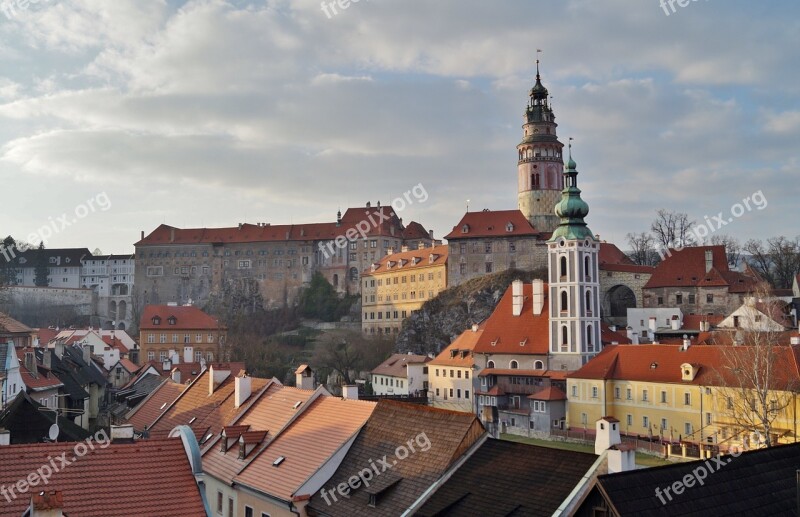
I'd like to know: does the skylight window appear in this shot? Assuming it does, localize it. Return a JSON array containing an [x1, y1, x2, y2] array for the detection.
[[273, 456, 285, 466], [159, 402, 167, 410], [292, 401, 302, 409], [188, 416, 197, 424]]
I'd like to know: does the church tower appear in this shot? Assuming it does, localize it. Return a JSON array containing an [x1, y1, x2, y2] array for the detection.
[[517, 61, 564, 233], [547, 148, 601, 371]]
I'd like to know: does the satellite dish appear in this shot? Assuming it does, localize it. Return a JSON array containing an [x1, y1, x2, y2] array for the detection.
[[48, 424, 59, 441]]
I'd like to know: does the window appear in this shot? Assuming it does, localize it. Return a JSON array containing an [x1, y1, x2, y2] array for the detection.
[[510, 360, 519, 369], [534, 360, 544, 369], [560, 256, 567, 278], [589, 386, 598, 398], [228, 498, 233, 517], [560, 291, 568, 312], [684, 423, 692, 435], [571, 385, 578, 397], [456, 389, 461, 398], [581, 413, 587, 425], [465, 390, 469, 399], [707, 294, 714, 303], [684, 392, 691, 406], [660, 391, 667, 403], [217, 492, 223, 514], [626, 388, 632, 400], [147, 351, 155, 361], [661, 418, 667, 430], [688, 294, 696, 304], [706, 412, 712, 425], [643, 416, 649, 428], [626, 414, 633, 426], [465, 371, 469, 379], [244, 506, 254, 517], [509, 241, 516, 252], [657, 296, 664, 305], [642, 389, 648, 402], [487, 360, 495, 368], [485, 262, 493, 273], [614, 387, 620, 399], [676, 294, 683, 304]]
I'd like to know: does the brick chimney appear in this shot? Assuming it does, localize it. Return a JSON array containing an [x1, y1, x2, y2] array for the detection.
[[705, 249, 713, 273], [29, 491, 64, 517]]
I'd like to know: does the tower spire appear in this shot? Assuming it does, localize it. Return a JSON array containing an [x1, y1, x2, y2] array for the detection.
[[549, 140, 592, 241]]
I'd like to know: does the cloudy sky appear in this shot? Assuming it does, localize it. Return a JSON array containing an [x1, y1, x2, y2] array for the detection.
[[0, 0, 797, 254]]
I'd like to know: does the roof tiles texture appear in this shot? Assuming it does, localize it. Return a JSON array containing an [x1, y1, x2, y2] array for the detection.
[[140, 304, 222, 330], [0, 438, 207, 517], [371, 353, 431, 378], [644, 245, 759, 293], [363, 245, 448, 276], [428, 325, 484, 367], [445, 210, 539, 240], [416, 439, 597, 517], [308, 400, 485, 516], [473, 282, 550, 355], [124, 380, 187, 432]]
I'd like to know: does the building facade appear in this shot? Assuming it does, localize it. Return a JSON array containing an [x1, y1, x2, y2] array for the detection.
[[361, 244, 447, 335], [370, 353, 431, 396], [138, 304, 226, 365]]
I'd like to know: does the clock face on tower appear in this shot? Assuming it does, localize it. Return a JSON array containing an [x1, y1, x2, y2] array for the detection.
[[533, 128, 539, 134]]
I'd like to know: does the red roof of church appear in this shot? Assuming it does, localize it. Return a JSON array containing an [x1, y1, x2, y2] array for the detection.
[[445, 210, 540, 240]]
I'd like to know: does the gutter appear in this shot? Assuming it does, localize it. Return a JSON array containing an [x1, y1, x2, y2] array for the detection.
[[551, 450, 607, 516]]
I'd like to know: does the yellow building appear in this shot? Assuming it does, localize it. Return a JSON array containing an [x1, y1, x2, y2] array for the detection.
[[567, 342, 800, 453], [139, 304, 227, 364], [361, 244, 448, 335]]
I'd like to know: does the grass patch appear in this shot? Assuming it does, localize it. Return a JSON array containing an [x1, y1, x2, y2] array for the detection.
[[500, 434, 673, 467]]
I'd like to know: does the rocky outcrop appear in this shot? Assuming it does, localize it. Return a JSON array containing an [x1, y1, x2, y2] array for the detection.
[[395, 268, 547, 355]]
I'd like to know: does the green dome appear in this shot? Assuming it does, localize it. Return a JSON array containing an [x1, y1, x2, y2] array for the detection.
[[548, 153, 595, 242], [554, 190, 589, 220]]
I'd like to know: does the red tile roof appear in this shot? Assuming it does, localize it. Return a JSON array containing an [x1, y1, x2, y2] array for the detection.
[[598, 245, 655, 273], [0, 312, 32, 334], [444, 210, 540, 240], [569, 344, 800, 388], [429, 324, 484, 367], [140, 305, 222, 330], [234, 396, 376, 502], [528, 386, 567, 401], [116, 358, 140, 374], [363, 245, 448, 276], [402, 221, 432, 240], [0, 438, 207, 517], [644, 246, 759, 292], [102, 334, 130, 354], [15, 351, 63, 391], [35, 328, 59, 345], [602, 323, 632, 345], [681, 314, 725, 330], [124, 379, 187, 431], [473, 282, 550, 355]]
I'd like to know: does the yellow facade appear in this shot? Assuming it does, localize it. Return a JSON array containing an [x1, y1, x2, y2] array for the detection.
[[567, 379, 800, 448], [361, 245, 447, 335]]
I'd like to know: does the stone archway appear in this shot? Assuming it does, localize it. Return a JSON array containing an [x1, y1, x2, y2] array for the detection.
[[603, 285, 637, 326]]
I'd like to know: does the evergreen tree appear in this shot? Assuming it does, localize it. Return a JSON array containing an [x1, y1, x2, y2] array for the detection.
[[34, 242, 50, 287]]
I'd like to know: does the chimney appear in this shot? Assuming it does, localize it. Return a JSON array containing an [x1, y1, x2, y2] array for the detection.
[[54, 342, 64, 360], [296, 365, 315, 390], [162, 359, 172, 372], [43, 349, 52, 370], [29, 491, 64, 517], [171, 368, 181, 384], [366, 201, 371, 208], [183, 345, 193, 364], [342, 385, 359, 400], [170, 228, 175, 243], [0, 428, 10, 446], [791, 336, 800, 346], [670, 316, 681, 331], [705, 249, 713, 273], [418, 242, 425, 250], [401, 245, 409, 253], [595, 417, 635, 474], [209, 365, 231, 395], [82, 344, 91, 364], [429, 229, 434, 240], [532, 279, 545, 316], [141, 230, 144, 240], [511, 280, 524, 316], [682, 338, 691, 351], [24, 351, 37, 379], [110, 424, 135, 443], [472, 324, 479, 332], [648, 317, 657, 336], [235, 373, 252, 408]]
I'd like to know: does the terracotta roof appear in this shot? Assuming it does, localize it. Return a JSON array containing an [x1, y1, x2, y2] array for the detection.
[[528, 386, 567, 401], [371, 353, 431, 378], [163, 361, 245, 384], [644, 246, 759, 291], [15, 350, 63, 390], [140, 305, 222, 330], [0, 438, 207, 517], [363, 245, 448, 276], [234, 396, 376, 502], [444, 210, 539, 240], [568, 344, 800, 388], [202, 384, 317, 484], [307, 400, 486, 516], [295, 364, 311, 374], [124, 380, 187, 432], [147, 367, 270, 439], [416, 439, 597, 517], [0, 312, 33, 334], [35, 327, 59, 345], [681, 314, 725, 330], [115, 358, 140, 374], [476, 385, 506, 396], [428, 324, 484, 367], [102, 334, 130, 354], [402, 221, 432, 240], [473, 282, 550, 355], [601, 323, 632, 345]]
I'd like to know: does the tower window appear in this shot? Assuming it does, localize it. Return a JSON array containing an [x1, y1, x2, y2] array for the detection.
[[560, 256, 567, 279], [586, 290, 592, 314], [531, 173, 540, 189], [561, 326, 568, 352], [560, 291, 568, 312]]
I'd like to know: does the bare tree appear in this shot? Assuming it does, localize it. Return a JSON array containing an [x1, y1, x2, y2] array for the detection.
[[709, 234, 742, 268], [744, 236, 800, 289], [714, 286, 797, 448], [626, 232, 658, 266], [312, 330, 393, 387], [650, 209, 695, 249]]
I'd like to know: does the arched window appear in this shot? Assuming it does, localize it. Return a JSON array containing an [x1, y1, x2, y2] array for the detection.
[[333, 274, 339, 287], [561, 291, 568, 312], [560, 256, 567, 279], [534, 360, 544, 370], [585, 290, 592, 314], [510, 360, 519, 369], [561, 326, 568, 348], [584, 256, 590, 278], [487, 360, 495, 369], [531, 173, 540, 189], [587, 324, 593, 351]]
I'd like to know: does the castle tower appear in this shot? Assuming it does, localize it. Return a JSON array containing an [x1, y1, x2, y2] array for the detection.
[[547, 148, 601, 370], [517, 60, 564, 233]]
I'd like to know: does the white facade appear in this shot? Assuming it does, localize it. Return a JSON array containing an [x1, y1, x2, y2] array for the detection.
[[0, 342, 24, 409], [627, 308, 684, 342], [372, 373, 409, 396], [548, 236, 601, 371]]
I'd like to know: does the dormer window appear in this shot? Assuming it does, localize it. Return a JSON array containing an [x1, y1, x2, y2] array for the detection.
[[461, 224, 469, 234], [152, 316, 161, 325], [506, 222, 514, 232], [168, 316, 176, 325], [681, 363, 698, 381]]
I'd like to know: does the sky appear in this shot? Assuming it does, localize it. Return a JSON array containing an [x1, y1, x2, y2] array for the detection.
[[0, 0, 798, 255]]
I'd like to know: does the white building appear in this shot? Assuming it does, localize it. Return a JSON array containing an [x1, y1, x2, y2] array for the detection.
[[370, 353, 431, 396], [0, 342, 24, 409], [627, 308, 684, 343]]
